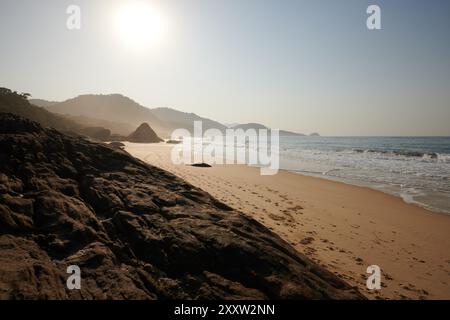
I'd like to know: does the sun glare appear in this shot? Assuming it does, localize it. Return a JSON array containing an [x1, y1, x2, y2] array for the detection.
[[115, 2, 167, 50]]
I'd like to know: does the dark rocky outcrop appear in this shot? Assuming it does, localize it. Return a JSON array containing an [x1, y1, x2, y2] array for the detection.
[[166, 140, 182, 144], [110, 134, 127, 142], [127, 123, 163, 143], [109, 141, 126, 149], [191, 163, 212, 168], [0, 113, 364, 300], [82, 127, 111, 141]]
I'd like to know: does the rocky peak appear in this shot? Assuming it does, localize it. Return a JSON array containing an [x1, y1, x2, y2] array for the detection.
[[127, 123, 163, 143]]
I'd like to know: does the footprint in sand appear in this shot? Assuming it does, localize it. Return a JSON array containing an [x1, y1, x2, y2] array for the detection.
[[354, 257, 364, 265], [300, 237, 315, 245], [268, 213, 285, 222], [304, 247, 317, 255]]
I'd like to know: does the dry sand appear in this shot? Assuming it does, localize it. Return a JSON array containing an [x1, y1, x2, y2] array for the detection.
[[125, 143, 450, 300]]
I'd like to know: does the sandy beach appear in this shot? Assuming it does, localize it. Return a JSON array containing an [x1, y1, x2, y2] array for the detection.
[[125, 142, 450, 300]]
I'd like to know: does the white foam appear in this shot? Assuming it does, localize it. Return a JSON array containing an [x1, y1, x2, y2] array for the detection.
[[279, 140, 450, 214]]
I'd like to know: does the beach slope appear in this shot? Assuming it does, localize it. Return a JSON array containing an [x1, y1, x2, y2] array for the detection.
[[126, 143, 450, 300]]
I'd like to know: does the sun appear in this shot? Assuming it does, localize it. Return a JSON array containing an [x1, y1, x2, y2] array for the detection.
[[115, 1, 167, 50]]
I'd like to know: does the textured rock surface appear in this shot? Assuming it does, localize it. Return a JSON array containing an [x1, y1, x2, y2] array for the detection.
[[127, 123, 163, 143], [0, 113, 364, 300]]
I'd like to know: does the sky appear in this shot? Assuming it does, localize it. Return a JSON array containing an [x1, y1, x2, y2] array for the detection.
[[0, 0, 449, 136]]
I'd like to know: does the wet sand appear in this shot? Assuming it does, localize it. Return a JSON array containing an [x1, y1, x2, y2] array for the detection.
[[125, 143, 450, 300]]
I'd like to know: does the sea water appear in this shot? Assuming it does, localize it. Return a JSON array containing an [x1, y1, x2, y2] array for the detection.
[[180, 135, 450, 213], [279, 136, 450, 213]]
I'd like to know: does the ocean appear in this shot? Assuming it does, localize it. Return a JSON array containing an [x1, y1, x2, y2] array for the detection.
[[178, 134, 450, 214], [279, 136, 450, 214]]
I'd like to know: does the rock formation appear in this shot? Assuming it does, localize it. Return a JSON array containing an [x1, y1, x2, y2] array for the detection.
[[127, 123, 163, 143], [82, 127, 111, 141], [109, 141, 126, 149], [0, 113, 363, 300], [191, 163, 212, 168]]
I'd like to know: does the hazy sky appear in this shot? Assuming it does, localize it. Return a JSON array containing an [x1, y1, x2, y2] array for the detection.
[[1, 0, 449, 136]]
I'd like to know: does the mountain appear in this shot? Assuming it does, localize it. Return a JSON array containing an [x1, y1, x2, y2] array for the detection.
[[81, 127, 111, 141], [231, 123, 305, 136], [127, 123, 163, 143], [0, 88, 82, 133], [150, 107, 227, 133], [0, 113, 363, 299], [30, 98, 135, 136], [64, 115, 135, 136], [31, 99, 134, 135], [279, 130, 305, 136], [29, 99, 59, 108], [44, 95, 229, 138], [39, 93, 308, 138], [0, 88, 123, 142], [44, 94, 170, 136], [232, 123, 269, 131], [223, 122, 240, 128]]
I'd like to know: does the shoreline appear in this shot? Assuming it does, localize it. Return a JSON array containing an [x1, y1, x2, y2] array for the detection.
[[287, 170, 450, 216], [125, 142, 450, 300]]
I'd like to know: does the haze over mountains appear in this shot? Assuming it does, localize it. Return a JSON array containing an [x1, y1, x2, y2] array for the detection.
[[31, 94, 311, 138], [1, 87, 312, 146], [35, 94, 168, 135]]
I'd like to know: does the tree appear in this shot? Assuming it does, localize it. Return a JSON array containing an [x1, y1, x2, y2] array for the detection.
[[20, 92, 31, 100]]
